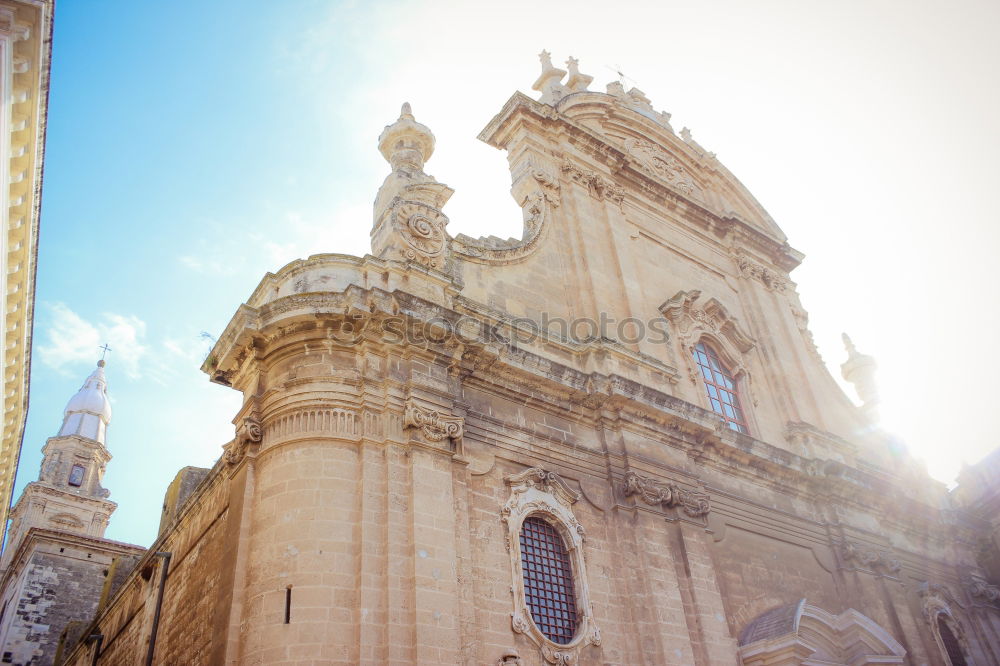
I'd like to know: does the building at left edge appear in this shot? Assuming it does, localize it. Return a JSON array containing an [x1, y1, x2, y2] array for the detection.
[[0, 0, 53, 547], [0, 360, 144, 666]]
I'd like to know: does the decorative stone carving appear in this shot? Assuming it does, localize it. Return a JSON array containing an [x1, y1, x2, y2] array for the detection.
[[785, 421, 855, 463], [372, 104, 454, 269], [606, 81, 674, 130], [501, 468, 600, 664], [838, 541, 901, 575], [918, 582, 978, 664], [267, 408, 359, 441], [223, 415, 263, 466], [788, 302, 822, 361], [660, 290, 754, 355], [532, 50, 568, 105], [680, 127, 715, 159], [623, 137, 698, 196], [391, 200, 449, 268], [964, 569, 1000, 603], [561, 160, 625, 207], [403, 399, 463, 442], [623, 470, 710, 517], [529, 166, 561, 208], [564, 57, 592, 94], [841, 334, 880, 421], [496, 651, 522, 666], [452, 166, 559, 264], [733, 251, 787, 292], [660, 289, 755, 398], [48, 512, 85, 529], [918, 581, 956, 617]]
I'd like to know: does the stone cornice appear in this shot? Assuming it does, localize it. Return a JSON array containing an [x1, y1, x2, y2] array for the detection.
[[0, 0, 53, 551], [201, 281, 960, 560], [11, 480, 118, 513], [206, 285, 944, 514], [0, 525, 144, 596], [476, 91, 803, 272]]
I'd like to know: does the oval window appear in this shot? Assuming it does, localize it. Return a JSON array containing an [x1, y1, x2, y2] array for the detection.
[[519, 516, 579, 644]]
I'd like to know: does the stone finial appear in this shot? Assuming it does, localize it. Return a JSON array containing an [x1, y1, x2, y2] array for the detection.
[[606, 80, 673, 131], [539, 49, 554, 70], [841, 333, 880, 420], [681, 127, 713, 157], [378, 102, 435, 175], [842, 333, 857, 356], [372, 104, 454, 270], [532, 49, 567, 105], [564, 56, 593, 93], [626, 87, 654, 113]]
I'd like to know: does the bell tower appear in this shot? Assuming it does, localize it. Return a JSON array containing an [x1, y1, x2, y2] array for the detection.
[[0, 358, 144, 666], [2, 360, 117, 565]]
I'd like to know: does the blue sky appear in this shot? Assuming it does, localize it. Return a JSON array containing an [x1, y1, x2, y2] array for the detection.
[[16, 0, 1000, 547]]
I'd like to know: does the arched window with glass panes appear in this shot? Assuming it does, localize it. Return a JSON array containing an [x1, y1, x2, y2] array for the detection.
[[692, 341, 748, 433]]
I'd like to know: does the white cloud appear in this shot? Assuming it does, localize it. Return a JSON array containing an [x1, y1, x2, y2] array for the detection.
[[162, 335, 213, 365], [37, 303, 101, 369], [178, 254, 240, 277], [177, 204, 373, 286], [37, 303, 151, 381], [248, 206, 372, 268]]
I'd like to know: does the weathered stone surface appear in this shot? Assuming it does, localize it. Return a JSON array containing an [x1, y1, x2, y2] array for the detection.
[[0, 531, 143, 666], [157, 466, 211, 536], [54, 55, 1000, 666]]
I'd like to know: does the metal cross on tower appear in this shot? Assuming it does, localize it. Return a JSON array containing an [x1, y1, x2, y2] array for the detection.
[[98, 343, 112, 361]]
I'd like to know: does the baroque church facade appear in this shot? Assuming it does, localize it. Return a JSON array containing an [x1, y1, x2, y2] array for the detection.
[[37, 53, 999, 664]]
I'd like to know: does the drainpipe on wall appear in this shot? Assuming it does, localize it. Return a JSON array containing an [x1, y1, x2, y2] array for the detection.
[[144, 552, 172, 666]]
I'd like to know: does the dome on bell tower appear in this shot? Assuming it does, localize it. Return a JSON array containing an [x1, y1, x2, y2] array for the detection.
[[57, 359, 112, 443]]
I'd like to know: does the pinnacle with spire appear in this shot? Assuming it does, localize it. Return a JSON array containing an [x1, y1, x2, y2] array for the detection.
[[2, 358, 118, 562], [372, 103, 454, 267], [378, 102, 436, 175], [841, 333, 880, 420], [57, 358, 113, 444]]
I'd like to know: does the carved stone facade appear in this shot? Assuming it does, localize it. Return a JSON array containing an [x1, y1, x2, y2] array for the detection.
[[0, 0, 53, 548], [56, 54, 1000, 666]]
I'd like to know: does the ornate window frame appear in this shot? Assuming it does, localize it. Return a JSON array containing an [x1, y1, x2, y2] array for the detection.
[[659, 290, 758, 431], [501, 468, 600, 665], [919, 582, 976, 666]]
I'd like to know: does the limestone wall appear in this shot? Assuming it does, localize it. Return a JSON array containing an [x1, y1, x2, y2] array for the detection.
[[60, 333, 1000, 664]]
